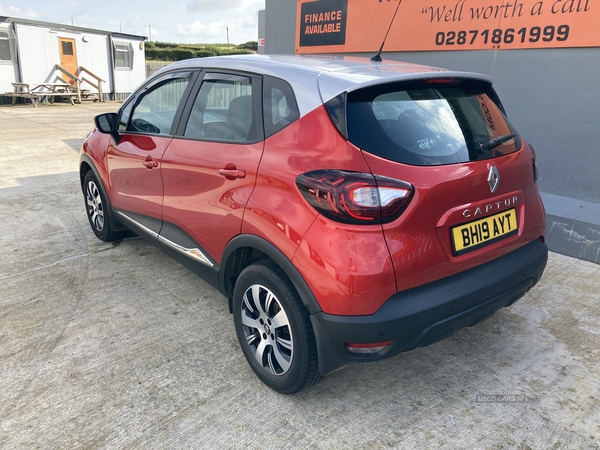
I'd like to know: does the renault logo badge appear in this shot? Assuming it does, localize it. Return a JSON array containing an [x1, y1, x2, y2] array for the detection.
[[488, 166, 500, 193]]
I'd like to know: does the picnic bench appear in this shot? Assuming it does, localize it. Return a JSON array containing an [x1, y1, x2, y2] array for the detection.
[[5, 81, 81, 107]]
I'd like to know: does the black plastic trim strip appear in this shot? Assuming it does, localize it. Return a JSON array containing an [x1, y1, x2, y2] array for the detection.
[[114, 210, 221, 290], [158, 221, 216, 268], [312, 238, 548, 368], [220, 234, 321, 315]]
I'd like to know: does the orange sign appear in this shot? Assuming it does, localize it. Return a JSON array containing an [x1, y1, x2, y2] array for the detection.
[[296, 0, 597, 53]]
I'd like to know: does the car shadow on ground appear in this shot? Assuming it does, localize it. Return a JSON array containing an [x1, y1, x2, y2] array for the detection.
[[63, 138, 85, 152]]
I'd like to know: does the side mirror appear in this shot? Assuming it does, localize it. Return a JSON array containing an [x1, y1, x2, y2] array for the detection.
[[94, 112, 120, 145], [94, 113, 119, 134]]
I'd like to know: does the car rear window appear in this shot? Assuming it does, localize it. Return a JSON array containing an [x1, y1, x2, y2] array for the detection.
[[345, 80, 522, 166]]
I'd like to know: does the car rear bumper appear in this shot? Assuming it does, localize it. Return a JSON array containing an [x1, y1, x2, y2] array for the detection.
[[311, 238, 548, 376]]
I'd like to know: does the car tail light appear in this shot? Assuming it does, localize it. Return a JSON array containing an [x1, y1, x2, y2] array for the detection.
[[296, 170, 413, 225], [530, 144, 538, 183], [345, 341, 393, 354]]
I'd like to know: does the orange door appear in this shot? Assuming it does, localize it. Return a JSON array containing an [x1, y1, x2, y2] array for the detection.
[[58, 38, 78, 84]]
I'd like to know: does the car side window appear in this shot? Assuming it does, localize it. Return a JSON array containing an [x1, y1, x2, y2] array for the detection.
[[263, 76, 300, 138], [127, 73, 192, 135], [184, 73, 255, 143]]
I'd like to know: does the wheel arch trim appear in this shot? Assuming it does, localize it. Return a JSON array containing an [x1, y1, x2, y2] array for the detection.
[[220, 235, 322, 315], [80, 154, 127, 232], [80, 154, 102, 190]]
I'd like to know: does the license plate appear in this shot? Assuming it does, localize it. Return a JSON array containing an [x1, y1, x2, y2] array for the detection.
[[451, 208, 518, 255]]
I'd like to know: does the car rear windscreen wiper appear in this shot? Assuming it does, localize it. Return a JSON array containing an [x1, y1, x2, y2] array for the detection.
[[478, 134, 516, 153]]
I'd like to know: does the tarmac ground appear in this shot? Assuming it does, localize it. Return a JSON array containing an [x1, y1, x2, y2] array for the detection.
[[1, 102, 599, 449]]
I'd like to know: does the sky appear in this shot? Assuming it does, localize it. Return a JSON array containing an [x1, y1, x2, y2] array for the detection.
[[0, 0, 265, 44]]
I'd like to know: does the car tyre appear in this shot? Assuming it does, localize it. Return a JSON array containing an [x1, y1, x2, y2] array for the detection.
[[233, 260, 323, 394], [83, 171, 126, 242]]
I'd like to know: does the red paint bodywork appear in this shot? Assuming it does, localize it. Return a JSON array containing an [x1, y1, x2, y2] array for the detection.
[[242, 105, 369, 261], [161, 138, 264, 265], [106, 134, 171, 221], [362, 141, 545, 300], [83, 94, 545, 318], [246, 108, 545, 316]]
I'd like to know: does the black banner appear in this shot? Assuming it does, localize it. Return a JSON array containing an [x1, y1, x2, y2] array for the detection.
[[299, 0, 348, 47]]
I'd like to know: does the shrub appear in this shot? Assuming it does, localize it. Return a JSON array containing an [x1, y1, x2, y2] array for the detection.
[[237, 41, 258, 51], [145, 41, 254, 62]]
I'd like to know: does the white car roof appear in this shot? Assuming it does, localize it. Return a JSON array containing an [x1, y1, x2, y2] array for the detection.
[[158, 54, 493, 117]]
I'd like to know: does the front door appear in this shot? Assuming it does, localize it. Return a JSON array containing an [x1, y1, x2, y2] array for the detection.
[[58, 38, 77, 84], [107, 71, 195, 235]]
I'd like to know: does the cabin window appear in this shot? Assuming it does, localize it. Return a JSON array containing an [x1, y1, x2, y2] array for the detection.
[[113, 41, 134, 70], [61, 40, 74, 56], [0, 31, 11, 61]]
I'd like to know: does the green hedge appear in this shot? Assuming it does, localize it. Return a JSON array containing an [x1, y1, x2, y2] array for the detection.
[[145, 42, 256, 62], [237, 41, 258, 51]]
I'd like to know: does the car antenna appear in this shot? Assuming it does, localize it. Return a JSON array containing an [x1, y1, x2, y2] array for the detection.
[[370, 0, 404, 62]]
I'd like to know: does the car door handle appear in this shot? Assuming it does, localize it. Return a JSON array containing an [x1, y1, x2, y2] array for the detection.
[[143, 160, 158, 169], [218, 168, 246, 179]]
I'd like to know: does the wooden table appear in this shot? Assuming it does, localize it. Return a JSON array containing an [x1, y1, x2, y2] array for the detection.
[[5, 82, 80, 106]]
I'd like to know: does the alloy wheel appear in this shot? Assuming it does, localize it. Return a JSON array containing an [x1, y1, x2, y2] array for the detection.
[[240, 284, 293, 375], [86, 180, 104, 231]]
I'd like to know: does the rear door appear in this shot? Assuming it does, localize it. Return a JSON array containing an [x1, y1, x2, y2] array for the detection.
[[107, 71, 196, 235], [160, 71, 264, 265]]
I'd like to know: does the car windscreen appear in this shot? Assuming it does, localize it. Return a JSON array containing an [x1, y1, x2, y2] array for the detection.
[[346, 80, 522, 166]]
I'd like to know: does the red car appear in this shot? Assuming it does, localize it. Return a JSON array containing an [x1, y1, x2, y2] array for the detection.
[[81, 55, 547, 393]]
